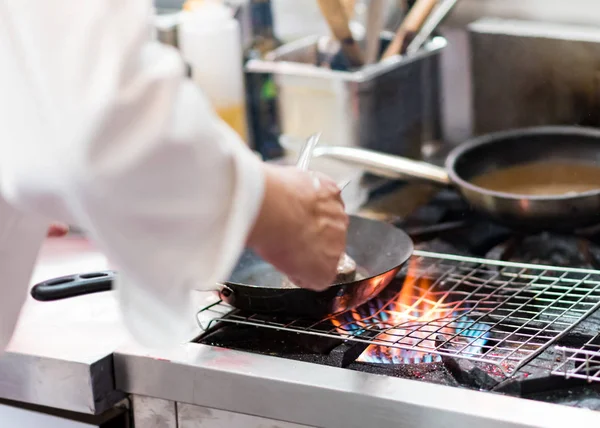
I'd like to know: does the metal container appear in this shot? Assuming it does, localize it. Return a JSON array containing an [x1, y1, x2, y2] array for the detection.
[[246, 34, 447, 159], [469, 18, 600, 136]]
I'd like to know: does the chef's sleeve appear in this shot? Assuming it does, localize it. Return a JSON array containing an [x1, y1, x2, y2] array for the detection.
[[0, 0, 265, 348]]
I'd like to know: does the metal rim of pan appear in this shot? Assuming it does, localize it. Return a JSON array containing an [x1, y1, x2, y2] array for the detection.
[[445, 125, 600, 202]]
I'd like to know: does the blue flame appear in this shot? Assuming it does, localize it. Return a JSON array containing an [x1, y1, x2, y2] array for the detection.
[[334, 299, 491, 364], [451, 317, 491, 357]]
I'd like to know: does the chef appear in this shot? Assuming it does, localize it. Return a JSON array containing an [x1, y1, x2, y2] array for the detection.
[[0, 0, 347, 351]]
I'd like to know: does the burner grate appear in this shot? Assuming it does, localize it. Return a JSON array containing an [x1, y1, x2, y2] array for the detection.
[[553, 335, 600, 383], [198, 251, 600, 377]]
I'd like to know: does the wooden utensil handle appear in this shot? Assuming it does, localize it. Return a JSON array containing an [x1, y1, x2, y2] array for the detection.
[[341, 0, 356, 19], [382, 0, 438, 59], [316, 0, 364, 67]]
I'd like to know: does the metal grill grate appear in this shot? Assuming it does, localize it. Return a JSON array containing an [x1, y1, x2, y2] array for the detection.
[[553, 335, 600, 383], [197, 250, 600, 376]]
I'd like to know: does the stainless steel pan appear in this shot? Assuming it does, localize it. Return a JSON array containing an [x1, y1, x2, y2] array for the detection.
[[314, 126, 600, 230]]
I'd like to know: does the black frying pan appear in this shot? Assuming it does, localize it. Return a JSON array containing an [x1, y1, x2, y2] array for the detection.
[[314, 126, 600, 230], [31, 215, 413, 318]]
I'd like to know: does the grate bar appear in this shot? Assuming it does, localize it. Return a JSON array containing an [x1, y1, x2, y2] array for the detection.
[[412, 250, 600, 274], [198, 251, 600, 377], [552, 333, 600, 383]]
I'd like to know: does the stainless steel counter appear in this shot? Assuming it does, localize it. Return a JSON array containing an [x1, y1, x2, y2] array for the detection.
[[114, 335, 600, 428], [0, 237, 128, 414]]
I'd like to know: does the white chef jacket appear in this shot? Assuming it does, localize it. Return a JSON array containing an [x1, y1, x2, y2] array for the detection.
[[0, 0, 264, 350]]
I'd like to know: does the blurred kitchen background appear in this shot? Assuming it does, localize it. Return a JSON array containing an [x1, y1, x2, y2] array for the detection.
[[155, 0, 600, 161]]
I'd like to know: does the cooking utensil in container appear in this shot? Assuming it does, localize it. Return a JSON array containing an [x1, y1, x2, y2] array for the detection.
[[341, 0, 357, 19], [381, 0, 438, 59], [363, 0, 386, 64], [314, 126, 600, 230], [246, 34, 446, 158], [316, 0, 364, 67], [405, 0, 459, 55]]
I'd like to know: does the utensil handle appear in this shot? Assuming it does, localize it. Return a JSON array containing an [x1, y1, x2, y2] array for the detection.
[[364, 0, 385, 64], [296, 133, 321, 171], [313, 145, 451, 185], [30, 271, 116, 301], [316, 0, 364, 67], [341, 0, 356, 19], [406, 0, 459, 55], [382, 0, 438, 59]]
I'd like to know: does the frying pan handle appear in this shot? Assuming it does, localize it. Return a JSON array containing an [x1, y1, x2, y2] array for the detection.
[[312, 145, 451, 185], [217, 284, 234, 299], [30, 271, 116, 301]]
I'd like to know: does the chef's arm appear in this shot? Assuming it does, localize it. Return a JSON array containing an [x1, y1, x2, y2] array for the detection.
[[69, 71, 264, 347], [2, 0, 264, 347]]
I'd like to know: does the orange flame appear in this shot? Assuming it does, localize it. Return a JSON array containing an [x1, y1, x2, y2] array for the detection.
[[332, 258, 457, 364]]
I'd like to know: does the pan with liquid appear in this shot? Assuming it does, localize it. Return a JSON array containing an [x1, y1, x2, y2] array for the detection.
[[313, 126, 600, 230], [470, 161, 600, 196]]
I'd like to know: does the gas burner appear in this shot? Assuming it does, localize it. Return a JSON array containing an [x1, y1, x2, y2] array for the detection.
[[336, 317, 491, 365], [331, 259, 491, 365], [485, 232, 600, 269]]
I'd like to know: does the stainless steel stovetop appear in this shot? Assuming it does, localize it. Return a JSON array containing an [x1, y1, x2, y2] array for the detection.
[[195, 183, 600, 411], [111, 181, 600, 428]]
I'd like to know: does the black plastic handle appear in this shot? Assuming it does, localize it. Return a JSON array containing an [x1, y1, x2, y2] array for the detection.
[[30, 271, 117, 301]]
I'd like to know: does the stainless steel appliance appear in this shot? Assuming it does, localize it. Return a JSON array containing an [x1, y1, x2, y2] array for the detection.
[[469, 18, 600, 136]]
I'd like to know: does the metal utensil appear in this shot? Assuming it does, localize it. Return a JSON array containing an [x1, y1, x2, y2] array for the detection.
[[406, 0, 459, 55], [364, 0, 386, 64], [292, 133, 352, 191], [296, 133, 321, 171]]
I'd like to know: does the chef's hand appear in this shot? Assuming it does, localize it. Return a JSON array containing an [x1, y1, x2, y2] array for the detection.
[[47, 223, 69, 237], [248, 164, 348, 291]]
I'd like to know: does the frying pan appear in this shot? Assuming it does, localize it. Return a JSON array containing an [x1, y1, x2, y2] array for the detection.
[[32, 132, 413, 318], [30, 216, 412, 318], [313, 126, 600, 231]]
